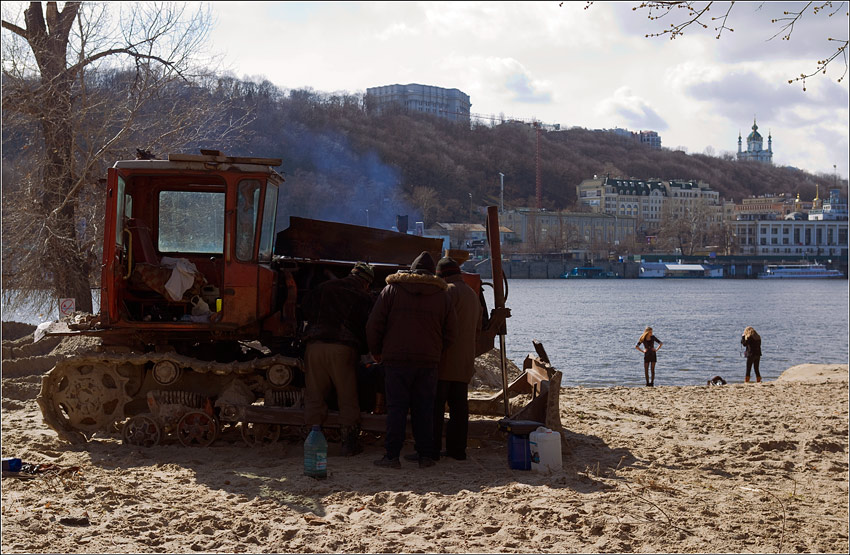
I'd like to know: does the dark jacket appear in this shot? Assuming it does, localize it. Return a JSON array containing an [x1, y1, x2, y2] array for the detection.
[[741, 334, 762, 358], [303, 274, 373, 353], [366, 271, 457, 367], [437, 274, 482, 383]]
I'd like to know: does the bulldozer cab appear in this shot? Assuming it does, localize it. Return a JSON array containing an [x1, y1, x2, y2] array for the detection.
[[101, 152, 284, 330]]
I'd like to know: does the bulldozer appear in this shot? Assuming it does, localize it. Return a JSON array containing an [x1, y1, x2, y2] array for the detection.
[[35, 150, 561, 447]]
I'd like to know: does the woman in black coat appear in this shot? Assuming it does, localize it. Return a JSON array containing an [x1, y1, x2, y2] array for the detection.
[[741, 326, 762, 383]]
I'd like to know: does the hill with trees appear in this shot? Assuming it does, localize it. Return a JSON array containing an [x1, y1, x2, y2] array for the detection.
[[203, 79, 842, 230]]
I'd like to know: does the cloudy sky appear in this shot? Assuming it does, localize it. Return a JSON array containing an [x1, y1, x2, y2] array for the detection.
[[207, 1, 848, 178]]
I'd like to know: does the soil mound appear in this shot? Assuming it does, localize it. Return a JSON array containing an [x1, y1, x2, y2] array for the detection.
[[1, 321, 37, 341]]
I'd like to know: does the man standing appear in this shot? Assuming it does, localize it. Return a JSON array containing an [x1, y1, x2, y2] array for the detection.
[[367, 251, 457, 468], [303, 262, 375, 456], [431, 256, 482, 461]]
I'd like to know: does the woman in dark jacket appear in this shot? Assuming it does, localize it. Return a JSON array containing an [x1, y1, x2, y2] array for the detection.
[[741, 326, 762, 383]]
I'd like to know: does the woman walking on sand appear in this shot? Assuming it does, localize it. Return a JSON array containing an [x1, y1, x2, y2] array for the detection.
[[635, 326, 662, 387], [741, 326, 762, 383]]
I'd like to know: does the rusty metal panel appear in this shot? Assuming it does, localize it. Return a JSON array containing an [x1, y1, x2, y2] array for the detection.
[[275, 217, 443, 266]]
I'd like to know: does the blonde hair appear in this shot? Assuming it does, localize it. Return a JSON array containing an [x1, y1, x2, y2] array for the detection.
[[743, 326, 760, 341], [639, 327, 653, 343]]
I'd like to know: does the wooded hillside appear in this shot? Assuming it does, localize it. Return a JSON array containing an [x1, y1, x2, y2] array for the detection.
[[4, 76, 844, 232]]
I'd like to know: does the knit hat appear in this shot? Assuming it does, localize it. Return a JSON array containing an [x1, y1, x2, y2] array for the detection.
[[351, 261, 375, 283], [410, 251, 436, 275], [436, 257, 461, 277]]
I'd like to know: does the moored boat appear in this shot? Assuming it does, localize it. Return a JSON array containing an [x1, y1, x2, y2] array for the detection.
[[758, 263, 844, 279], [561, 267, 620, 279]]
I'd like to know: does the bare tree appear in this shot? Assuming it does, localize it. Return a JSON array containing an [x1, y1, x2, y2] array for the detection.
[[410, 185, 439, 227], [585, 1, 850, 90], [2, 2, 250, 315]]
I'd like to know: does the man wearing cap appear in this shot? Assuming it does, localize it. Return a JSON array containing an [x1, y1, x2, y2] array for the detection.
[[303, 262, 375, 456], [367, 251, 457, 468], [431, 256, 482, 461]]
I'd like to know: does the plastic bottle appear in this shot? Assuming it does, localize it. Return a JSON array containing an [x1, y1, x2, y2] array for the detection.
[[304, 425, 327, 479], [529, 426, 563, 472]]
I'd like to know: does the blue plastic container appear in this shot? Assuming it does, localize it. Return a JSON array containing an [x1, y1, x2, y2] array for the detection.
[[304, 425, 328, 479], [2, 457, 22, 472], [507, 433, 531, 470]]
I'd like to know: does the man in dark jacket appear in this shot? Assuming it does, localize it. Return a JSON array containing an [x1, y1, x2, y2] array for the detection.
[[367, 251, 457, 468], [431, 256, 482, 461], [303, 262, 375, 456]]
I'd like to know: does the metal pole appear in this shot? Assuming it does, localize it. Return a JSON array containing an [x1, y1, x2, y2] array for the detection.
[[499, 172, 505, 213], [486, 206, 510, 417]]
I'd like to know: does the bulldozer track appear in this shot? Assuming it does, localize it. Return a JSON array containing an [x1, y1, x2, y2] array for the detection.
[[37, 349, 302, 444]]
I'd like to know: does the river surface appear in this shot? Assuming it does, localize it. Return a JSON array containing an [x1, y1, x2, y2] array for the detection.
[[490, 279, 849, 387], [3, 280, 848, 387]]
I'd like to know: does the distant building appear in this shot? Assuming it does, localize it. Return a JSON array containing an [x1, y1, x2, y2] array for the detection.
[[737, 118, 773, 164], [366, 83, 471, 121], [500, 208, 637, 250], [429, 222, 513, 249], [576, 176, 719, 232], [809, 187, 848, 221], [638, 130, 662, 150], [731, 218, 847, 257], [603, 127, 662, 149]]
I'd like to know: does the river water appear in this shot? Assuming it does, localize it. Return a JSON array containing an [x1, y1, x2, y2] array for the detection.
[[3, 280, 848, 388], [490, 279, 849, 387]]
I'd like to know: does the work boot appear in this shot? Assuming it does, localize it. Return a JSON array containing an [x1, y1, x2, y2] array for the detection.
[[418, 456, 435, 468], [340, 426, 362, 456], [374, 455, 401, 469]]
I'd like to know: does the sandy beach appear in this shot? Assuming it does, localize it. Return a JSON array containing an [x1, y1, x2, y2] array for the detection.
[[1, 328, 847, 554]]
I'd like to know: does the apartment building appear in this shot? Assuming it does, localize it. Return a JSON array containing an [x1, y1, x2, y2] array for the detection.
[[576, 176, 720, 232], [732, 219, 848, 257], [365, 83, 471, 121], [500, 208, 637, 250]]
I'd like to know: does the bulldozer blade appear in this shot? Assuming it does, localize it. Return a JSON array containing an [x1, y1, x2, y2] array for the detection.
[[468, 353, 563, 432], [275, 217, 443, 266]]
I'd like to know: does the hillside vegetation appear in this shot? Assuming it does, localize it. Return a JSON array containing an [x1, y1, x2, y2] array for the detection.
[[3, 77, 842, 232], [219, 80, 842, 229]]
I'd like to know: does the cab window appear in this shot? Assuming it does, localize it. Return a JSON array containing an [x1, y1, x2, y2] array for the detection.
[[236, 180, 261, 261], [258, 184, 278, 262], [158, 190, 225, 253]]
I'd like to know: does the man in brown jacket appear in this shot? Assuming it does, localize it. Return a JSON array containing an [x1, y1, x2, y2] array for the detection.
[[303, 262, 375, 456], [430, 256, 482, 461], [367, 251, 457, 468]]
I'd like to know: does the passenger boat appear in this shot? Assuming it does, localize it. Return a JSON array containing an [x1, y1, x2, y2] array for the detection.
[[758, 263, 844, 279]]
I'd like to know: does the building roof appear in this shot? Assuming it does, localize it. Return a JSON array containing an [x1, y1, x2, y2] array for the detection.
[[607, 178, 666, 196]]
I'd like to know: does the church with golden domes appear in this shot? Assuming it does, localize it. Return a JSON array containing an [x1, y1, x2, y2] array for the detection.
[[737, 118, 773, 164]]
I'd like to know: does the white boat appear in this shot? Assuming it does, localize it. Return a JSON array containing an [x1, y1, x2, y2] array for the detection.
[[639, 262, 724, 278], [758, 263, 844, 279]]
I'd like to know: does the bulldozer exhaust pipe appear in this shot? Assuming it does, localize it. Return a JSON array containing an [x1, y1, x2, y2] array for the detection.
[[485, 206, 510, 417]]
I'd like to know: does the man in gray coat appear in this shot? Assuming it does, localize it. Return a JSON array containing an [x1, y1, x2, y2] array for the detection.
[[430, 256, 482, 461]]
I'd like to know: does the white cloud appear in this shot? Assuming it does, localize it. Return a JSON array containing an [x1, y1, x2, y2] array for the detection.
[[375, 22, 421, 41], [596, 87, 668, 131]]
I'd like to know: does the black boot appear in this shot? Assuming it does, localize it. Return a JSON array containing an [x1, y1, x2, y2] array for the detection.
[[340, 425, 362, 456]]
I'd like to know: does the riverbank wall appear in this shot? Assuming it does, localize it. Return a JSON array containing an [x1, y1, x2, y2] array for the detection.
[[465, 255, 849, 279]]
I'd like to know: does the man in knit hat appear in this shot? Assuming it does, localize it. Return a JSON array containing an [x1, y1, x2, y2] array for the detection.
[[303, 262, 375, 456], [367, 251, 457, 468], [429, 256, 482, 461]]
